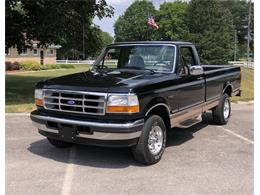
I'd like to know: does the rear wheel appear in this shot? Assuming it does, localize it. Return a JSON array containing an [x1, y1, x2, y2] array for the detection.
[[132, 115, 166, 165], [212, 93, 231, 125], [47, 138, 72, 148]]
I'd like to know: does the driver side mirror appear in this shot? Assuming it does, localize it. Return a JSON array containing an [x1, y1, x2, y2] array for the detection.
[[189, 65, 204, 76]]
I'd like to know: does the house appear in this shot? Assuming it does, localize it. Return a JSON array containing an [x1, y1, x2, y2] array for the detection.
[[5, 44, 61, 65]]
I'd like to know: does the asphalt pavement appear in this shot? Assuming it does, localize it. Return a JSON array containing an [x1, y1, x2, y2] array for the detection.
[[5, 103, 254, 195]]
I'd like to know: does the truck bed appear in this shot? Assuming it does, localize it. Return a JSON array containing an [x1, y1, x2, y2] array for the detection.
[[202, 65, 241, 101]]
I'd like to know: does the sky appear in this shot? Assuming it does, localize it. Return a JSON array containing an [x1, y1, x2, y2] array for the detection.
[[93, 0, 176, 37]]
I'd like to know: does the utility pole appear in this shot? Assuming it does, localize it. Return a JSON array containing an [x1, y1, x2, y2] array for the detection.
[[82, 21, 85, 60], [246, 0, 252, 66], [234, 29, 237, 61]]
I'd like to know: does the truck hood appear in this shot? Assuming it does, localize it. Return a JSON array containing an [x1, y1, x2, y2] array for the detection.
[[40, 69, 174, 92]]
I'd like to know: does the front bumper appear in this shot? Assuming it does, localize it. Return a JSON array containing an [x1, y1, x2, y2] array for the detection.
[[30, 110, 144, 147]]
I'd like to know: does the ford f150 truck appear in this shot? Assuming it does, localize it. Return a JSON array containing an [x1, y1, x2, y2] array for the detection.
[[31, 41, 241, 165]]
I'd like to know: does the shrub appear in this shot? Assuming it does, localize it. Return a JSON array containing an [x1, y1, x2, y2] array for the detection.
[[59, 64, 75, 69], [41, 64, 60, 70], [5, 61, 20, 71], [19, 61, 41, 71], [6, 61, 75, 71]]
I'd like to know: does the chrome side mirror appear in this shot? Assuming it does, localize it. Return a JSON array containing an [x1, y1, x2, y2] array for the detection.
[[189, 65, 204, 76]]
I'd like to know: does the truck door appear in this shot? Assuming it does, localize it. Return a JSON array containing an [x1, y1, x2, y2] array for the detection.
[[175, 46, 205, 111]]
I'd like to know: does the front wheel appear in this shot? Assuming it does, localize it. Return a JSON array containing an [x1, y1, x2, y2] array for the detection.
[[132, 115, 166, 165], [212, 93, 231, 125]]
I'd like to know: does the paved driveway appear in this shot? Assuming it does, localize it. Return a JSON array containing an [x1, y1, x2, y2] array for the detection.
[[6, 103, 254, 195]]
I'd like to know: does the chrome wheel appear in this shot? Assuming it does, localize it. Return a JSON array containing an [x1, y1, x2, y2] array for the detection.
[[223, 98, 230, 119], [148, 123, 163, 155]]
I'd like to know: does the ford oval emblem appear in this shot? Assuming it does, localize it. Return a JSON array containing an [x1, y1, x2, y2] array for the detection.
[[67, 100, 75, 105]]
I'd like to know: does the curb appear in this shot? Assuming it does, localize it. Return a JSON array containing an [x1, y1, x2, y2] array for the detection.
[[235, 100, 254, 105], [5, 113, 30, 116]]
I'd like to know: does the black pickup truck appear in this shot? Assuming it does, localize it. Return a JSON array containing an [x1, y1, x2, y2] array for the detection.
[[31, 41, 241, 165]]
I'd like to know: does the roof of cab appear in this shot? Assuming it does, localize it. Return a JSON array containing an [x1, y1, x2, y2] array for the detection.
[[108, 41, 193, 46]]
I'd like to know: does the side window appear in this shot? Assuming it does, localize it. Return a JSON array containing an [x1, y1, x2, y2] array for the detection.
[[180, 47, 195, 66], [176, 46, 196, 75]]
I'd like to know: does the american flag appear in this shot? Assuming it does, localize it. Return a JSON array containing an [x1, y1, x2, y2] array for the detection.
[[147, 15, 159, 29]]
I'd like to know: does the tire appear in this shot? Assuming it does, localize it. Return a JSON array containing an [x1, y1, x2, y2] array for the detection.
[[47, 138, 72, 148], [212, 93, 231, 125], [132, 115, 166, 165]]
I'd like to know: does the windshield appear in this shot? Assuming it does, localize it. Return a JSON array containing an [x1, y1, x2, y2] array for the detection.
[[94, 44, 176, 73]]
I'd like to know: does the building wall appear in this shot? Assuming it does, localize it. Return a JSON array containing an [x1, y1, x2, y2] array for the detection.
[[5, 47, 57, 65]]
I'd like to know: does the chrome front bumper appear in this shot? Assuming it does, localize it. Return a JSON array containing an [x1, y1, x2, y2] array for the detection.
[[31, 112, 144, 141]]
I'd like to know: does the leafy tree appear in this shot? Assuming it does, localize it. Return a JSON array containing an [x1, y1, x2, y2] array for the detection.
[[155, 1, 189, 41], [5, 0, 114, 58], [220, 0, 253, 45], [100, 31, 114, 47], [114, 0, 157, 42], [185, 0, 235, 64], [220, 0, 254, 58]]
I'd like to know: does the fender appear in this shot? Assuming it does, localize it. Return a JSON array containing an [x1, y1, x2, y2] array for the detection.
[[145, 102, 171, 117], [223, 81, 233, 94]]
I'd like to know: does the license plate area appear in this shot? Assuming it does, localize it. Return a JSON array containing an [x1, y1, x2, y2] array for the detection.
[[60, 124, 75, 139], [46, 121, 93, 139]]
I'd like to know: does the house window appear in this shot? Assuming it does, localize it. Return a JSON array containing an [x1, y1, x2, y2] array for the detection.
[[46, 49, 54, 55], [33, 49, 38, 55], [20, 48, 28, 55]]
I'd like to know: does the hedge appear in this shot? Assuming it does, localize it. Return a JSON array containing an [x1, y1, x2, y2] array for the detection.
[[5, 61, 75, 71]]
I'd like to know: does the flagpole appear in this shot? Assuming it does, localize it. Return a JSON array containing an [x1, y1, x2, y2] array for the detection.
[[147, 12, 149, 41]]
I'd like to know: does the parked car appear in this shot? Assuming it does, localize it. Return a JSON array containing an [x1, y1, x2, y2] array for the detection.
[[31, 41, 241, 165]]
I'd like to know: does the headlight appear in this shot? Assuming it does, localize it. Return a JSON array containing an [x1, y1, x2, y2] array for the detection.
[[35, 89, 43, 106], [106, 94, 139, 113]]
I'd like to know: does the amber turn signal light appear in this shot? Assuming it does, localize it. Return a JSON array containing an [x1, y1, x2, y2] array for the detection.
[[35, 98, 43, 106], [106, 105, 139, 113]]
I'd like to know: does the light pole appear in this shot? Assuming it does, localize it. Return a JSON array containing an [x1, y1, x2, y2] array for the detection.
[[246, 0, 252, 66], [82, 21, 85, 60], [234, 29, 237, 61]]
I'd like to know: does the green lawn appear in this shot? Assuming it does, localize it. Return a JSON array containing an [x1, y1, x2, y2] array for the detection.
[[5, 65, 90, 112], [5, 65, 254, 113], [231, 67, 254, 102]]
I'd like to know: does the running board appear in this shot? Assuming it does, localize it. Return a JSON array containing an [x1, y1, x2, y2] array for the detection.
[[175, 115, 202, 128]]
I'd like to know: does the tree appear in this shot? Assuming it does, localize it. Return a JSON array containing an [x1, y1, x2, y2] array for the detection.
[[5, 0, 114, 58], [155, 1, 189, 41], [114, 0, 157, 42], [100, 31, 114, 47], [220, 0, 254, 58], [185, 0, 235, 64]]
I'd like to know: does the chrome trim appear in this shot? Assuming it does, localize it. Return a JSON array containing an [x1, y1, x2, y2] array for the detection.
[[206, 95, 221, 101], [43, 89, 107, 116], [31, 114, 144, 129], [223, 83, 233, 94], [170, 98, 219, 128], [32, 122, 58, 133], [33, 122, 141, 140], [77, 131, 141, 140], [145, 103, 171, 116]]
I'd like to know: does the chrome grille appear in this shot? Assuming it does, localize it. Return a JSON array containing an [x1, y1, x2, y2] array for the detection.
[[43, 89, 107, 115]]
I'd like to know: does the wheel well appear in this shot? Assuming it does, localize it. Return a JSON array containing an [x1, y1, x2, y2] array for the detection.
[[223, 85, 232, 96], [146, 105, 171, 130]]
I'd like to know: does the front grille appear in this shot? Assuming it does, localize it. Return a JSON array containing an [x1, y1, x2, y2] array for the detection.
[[43, 89, 107, 115]]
